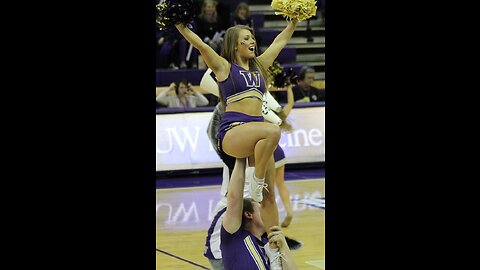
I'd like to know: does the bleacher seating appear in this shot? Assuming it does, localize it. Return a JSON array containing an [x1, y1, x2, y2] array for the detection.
[[250, 13, 264, 30], [156, 0, 325, 86], [156, 68, 206, 86]]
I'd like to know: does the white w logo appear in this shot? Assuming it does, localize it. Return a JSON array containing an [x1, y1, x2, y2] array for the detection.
[[239, 71, 261, 87]]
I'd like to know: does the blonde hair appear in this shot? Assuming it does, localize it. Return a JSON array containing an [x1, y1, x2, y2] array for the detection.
[[198, 0, 218, 23]]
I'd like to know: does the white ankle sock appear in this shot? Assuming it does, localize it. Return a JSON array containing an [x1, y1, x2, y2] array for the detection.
[[253, 173, 265, 183]]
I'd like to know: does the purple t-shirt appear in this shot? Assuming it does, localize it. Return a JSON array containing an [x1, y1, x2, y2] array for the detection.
[[220, 225, 270, 270], [218, 63, 266, 105]]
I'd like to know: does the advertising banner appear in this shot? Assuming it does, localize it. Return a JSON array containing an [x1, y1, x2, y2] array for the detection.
[[156, 106, 325, 171]]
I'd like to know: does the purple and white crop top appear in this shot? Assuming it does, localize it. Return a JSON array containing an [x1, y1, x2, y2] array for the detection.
[[218, 63, 266, 105]]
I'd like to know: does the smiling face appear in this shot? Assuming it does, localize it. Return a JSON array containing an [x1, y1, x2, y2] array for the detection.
[[237, 7, 247, 19], [235, 29, 256, 60], [235, 3, 249, 20], [204, 2, 216, 17]]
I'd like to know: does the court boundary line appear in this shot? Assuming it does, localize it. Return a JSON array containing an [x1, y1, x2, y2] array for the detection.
[[156, 248, 210, 269], [305, 259, 325, 269], [156, 178, 325, 191], [292, 197, 325, 209], [299, 203, 325, 209]]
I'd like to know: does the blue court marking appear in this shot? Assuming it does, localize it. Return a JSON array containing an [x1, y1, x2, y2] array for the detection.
[[156, 248, 210, 269], [291, 197, 325, 209]]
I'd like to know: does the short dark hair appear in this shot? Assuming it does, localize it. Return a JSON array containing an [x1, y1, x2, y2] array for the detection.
[[242, 198, 256, 227], [299, 66, 315, 80]]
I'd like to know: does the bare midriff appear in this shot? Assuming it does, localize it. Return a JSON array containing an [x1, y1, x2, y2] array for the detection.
[[225, 97, 262, 116]]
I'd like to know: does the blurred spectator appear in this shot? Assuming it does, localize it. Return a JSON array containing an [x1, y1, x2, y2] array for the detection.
[[318, 0, 325, 25], [156, 29, 181, 69], [232, 2, 253, 29], [156, 79, 209, 108], [231, 2, 263, 53], [177, 21, 200, 69], [292, 66, 325, 102], [195, 0, 227, 68], [194, 0, 230, 30]]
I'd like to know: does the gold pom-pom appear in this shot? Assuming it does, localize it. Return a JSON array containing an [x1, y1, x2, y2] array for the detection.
[[271, 0, 317, 21], [269, 61, 283, 77]]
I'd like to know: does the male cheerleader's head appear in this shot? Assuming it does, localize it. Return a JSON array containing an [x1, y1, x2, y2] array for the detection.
[[241, 198, 265, 232]]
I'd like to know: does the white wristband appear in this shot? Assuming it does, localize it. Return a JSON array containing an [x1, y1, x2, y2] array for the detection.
[[263, 92, 282, 113], [262, 101, 282, 126]]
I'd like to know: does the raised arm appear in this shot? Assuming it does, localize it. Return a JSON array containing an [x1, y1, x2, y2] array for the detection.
[[175, 24, 229, 79], [257, 20, 297, 68], [222, 158, 247, 234], [155, 83, 176, 106], [267, 226, 298, 270], [192, 91, 209, 106], [282, 85, 294, 116]]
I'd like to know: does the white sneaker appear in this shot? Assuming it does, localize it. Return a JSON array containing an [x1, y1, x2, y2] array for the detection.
[[168, 63, 179, 70], [264, 245, 283, 270], [249, 170, 268, 202]]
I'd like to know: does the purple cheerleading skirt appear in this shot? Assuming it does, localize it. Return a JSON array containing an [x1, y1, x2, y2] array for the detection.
[[218, 111, 264, 152], [273, 144, 287, 168]]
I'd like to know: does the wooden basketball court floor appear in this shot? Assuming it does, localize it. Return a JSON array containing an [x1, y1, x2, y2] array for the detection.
[[156, 177, 325, 269]]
